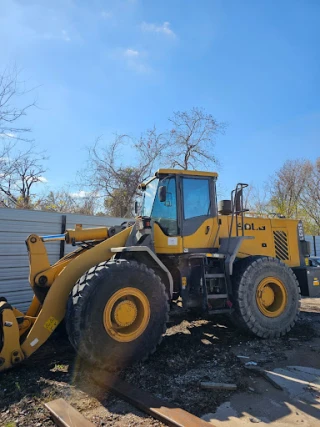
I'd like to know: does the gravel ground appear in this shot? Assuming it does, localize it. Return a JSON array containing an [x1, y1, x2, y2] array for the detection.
[[1, 298, 320, 427]]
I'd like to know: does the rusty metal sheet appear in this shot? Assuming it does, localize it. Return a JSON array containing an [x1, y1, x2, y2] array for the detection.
[[91, 371, 213, 427]]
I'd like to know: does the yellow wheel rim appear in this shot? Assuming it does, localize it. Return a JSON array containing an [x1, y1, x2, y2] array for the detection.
[[256, 277, 287, 318], [103, 287, 150, 342]]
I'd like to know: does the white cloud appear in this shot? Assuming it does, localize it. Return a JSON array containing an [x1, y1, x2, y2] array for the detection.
[[140, 21, 176, 37], [128, 61, 151, 74], [101, 10, 112, 19], [70, 190, 88, 198], [38, 176, 48, 183], [0, 132, 16, 138], [124, 48, 139, 57], [122, 49, 151, 74], [61, 29, 71, 42], [26, 176, 48, 184], [42, 30, 71, 42]]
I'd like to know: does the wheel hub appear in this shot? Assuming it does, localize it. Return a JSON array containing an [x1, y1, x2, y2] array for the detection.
[[256, 277, 287, 318], [114, 300, 137, 327], [259, 285, 275, 307], [103, 287, 150, 342]]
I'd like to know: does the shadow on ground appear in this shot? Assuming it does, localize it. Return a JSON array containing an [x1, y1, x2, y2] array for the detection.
[[1, 309, 320, 426]]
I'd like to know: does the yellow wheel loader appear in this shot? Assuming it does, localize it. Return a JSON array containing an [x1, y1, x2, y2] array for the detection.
[[0, 169, 319, 372]]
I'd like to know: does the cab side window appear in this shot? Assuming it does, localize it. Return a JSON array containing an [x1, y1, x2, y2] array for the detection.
[[183, 178, 210, 219]]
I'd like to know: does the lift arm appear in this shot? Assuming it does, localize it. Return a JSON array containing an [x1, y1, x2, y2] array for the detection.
[[0, 226, 132, 372]]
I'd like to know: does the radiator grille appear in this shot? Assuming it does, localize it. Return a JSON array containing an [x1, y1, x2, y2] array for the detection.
[[273, 230, 289, 260]]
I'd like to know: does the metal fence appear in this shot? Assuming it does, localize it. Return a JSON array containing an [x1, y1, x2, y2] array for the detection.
[[0, 207, 319, 313], [305, 235, 320, 257], [0, 208, 126, 312]]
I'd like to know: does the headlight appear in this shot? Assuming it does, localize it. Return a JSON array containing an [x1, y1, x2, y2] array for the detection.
[[298, 221, 305, 241]]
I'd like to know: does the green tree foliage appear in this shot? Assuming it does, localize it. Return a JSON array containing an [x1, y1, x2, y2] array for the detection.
[[39, 189, 97, 215]]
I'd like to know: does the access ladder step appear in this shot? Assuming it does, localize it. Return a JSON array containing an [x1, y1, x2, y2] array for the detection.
[[211, 253, 226, 259], [207, 293, 228, 299], [208, 308, 234, 315], [205, 274, 225, 279]]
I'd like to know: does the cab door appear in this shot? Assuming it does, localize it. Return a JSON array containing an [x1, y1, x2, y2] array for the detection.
[[181, 176, 217, 251], [152, 175, 183, 254]]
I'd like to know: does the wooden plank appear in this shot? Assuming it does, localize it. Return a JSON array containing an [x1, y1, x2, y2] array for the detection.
[[91, 371, 213, 427], [200, 382, 237, 391], [45, 398, 94, 427]]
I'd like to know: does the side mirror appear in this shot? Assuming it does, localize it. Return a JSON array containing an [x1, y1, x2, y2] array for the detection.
[[158, 186, 167, 202], [134, 201, 138, 214]]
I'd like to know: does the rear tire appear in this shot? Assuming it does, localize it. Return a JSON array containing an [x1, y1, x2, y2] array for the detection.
[[66, 259, 169, 370], [231, 256, 301, 338]]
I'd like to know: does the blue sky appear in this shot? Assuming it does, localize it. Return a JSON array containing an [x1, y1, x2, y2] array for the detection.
[[1, 0, 319, 198]]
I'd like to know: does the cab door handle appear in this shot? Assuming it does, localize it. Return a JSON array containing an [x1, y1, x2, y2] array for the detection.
[[205, 226, 210, 235]]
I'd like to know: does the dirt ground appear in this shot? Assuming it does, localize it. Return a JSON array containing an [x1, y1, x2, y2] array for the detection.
[[1, 298, 320, 427]]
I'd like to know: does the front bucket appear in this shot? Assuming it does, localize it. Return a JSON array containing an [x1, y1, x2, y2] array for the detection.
[[0, 299, 24, 372]]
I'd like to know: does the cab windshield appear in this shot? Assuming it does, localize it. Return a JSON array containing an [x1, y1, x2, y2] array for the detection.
[[141, 178, 159, 217], [141, 176, 178, 236]]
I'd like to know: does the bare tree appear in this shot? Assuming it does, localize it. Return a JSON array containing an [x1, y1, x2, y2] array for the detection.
[[165, 108, 223, 170], [0, 66, 36, 141], [84, 108, 223, 217], [244, 183, 272, 216], [249, 158, 320, 234], [268, 159, 312, 219], [300, 157, 320, 234], [85, 133, 164, 217], [0, 142, 48, 209]]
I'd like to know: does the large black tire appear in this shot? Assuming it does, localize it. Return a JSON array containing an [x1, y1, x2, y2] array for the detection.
[[66, 259, 169, 370], [231, 256, 301, 338]]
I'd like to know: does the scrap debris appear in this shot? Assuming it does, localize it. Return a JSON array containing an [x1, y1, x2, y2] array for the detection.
[[244, 365, 283, 391]]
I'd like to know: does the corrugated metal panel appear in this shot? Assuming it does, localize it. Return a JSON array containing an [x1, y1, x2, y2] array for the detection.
[[0, 208, 62, 222], [305, 235, 314, 255], [0, 207, 127, 312], [0, 221, 61, 233], [65, 214, 125, 229], [315, 236, 320, 256], [306, 235, 320, 256], [3, 286, 34, 312]]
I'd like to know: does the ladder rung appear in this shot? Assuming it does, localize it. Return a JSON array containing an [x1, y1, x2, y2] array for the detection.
[[205, 274, 225, 279], [208, 308, 234, 314], [207, 293, 228, 299]]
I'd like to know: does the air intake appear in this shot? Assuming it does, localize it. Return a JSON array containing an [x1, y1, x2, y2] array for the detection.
[[273, 230, 289, 260]]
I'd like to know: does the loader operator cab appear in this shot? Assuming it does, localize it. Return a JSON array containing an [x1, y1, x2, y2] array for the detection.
[[2, 166, 320, 375], [140, 169, 218, 239]]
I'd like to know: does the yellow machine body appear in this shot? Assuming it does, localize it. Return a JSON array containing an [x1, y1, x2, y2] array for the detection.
[[153, 215, 302, 267], [0, 226, 131, 370], [0, 168, 314, 372]]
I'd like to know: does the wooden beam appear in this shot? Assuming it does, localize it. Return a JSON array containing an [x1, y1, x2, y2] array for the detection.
[[45, 398, 94, 427], [91, 371, 213, 427]]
